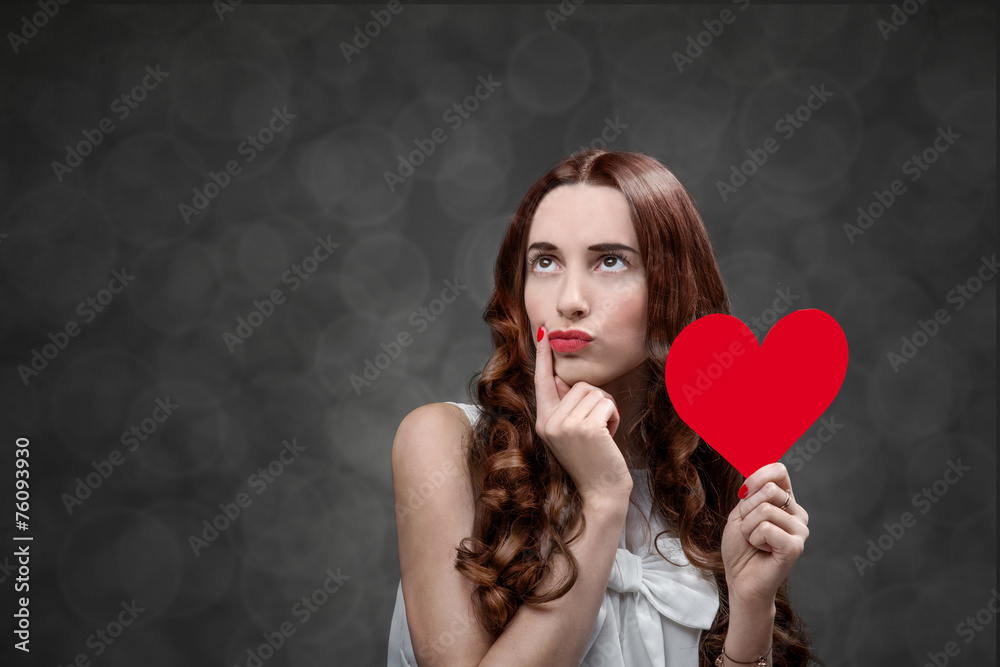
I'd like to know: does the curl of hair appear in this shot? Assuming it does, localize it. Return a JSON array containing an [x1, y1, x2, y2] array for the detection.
[[454, 150, 821, 665]]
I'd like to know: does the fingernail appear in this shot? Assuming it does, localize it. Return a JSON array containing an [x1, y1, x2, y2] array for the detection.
[[616, 407, 621, 419], [738, 484, 748, 499], [537, 326, 544, 342]]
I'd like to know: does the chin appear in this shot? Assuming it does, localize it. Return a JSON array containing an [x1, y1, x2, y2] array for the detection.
[[554, 365, 613, 388], [555, 359, 645, 389], [553, 366, 586, 386]]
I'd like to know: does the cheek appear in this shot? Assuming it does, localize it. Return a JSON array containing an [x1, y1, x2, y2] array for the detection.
[[523, 287, 540, 319], [614, 288, 647, 330]]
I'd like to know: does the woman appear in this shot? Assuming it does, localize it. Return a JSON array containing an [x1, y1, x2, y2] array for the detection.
[[388, 150, 819, 666]]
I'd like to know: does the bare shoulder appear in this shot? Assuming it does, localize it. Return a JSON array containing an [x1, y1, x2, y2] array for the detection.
[[392, 402, 474, 473], [391, 402, 491, 664]]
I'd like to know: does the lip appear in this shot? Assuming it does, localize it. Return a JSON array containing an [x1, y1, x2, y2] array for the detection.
[[550, 339, 591, 353], [549, 330, 593, 341]]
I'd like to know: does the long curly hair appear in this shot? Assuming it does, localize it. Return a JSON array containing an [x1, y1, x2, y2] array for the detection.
[[453, 149, 820, 665]]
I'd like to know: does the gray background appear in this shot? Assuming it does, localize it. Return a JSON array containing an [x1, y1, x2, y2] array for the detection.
[[0, 2, 995, 666]]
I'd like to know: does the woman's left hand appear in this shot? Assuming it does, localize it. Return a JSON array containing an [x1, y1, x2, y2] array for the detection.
[[721, 462, 809, 610]]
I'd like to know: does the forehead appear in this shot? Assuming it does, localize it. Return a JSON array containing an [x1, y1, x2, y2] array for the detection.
[[528, 184, 636, 244]]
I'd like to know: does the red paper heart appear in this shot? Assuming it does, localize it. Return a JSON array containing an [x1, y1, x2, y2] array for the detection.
[[664, 309, 848, 479]]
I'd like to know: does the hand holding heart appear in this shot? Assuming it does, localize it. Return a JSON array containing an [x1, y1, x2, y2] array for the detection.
[[664, 309, 846, 606], [721, 462, 810, 609]]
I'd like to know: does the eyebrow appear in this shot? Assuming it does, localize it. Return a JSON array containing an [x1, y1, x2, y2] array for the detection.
[[526, 241, 639, 254]]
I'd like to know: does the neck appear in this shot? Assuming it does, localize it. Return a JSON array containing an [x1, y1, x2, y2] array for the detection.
[[599, 363, 649, 470]]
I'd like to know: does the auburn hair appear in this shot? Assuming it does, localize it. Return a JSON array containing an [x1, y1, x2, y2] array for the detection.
[[454, 149, 819, 665]]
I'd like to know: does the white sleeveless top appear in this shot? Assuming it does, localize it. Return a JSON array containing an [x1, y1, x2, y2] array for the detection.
[[387, 402, 720, 666]]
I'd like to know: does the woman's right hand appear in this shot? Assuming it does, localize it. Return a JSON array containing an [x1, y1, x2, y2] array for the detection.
[[533, 326, 633, 504]]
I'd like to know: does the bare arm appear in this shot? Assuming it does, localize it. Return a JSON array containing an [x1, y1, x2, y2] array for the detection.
[[393, 403, 490, 666], [721, 600, 776, 667], [719, 463, 812, 666], [392, 402, 631, 667], [479, 492, 630, 667]]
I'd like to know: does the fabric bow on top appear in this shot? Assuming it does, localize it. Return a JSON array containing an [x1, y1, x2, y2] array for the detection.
[[602, 533, 720, 667]]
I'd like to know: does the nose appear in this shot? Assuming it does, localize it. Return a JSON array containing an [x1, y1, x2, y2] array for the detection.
[[556, 269, 589, 320]]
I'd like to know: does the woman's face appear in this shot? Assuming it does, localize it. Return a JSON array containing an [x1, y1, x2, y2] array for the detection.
[[524, 183, 648, 390]]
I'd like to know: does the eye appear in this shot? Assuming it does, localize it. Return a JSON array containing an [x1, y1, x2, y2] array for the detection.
[[601, 252, 629, 271], [527, 250, 633, 273], [527, 252, 557, 272], [599, 251, 630, 272]]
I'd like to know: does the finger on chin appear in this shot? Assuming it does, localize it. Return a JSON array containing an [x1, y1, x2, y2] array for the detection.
[[534, 326, 558, 412], [554, 373, 571, 400]]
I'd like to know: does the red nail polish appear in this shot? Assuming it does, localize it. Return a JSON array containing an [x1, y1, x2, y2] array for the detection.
[[738, 484, 748, 499], [537, 326, 544, 342], [616, 407, 621, 419]]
